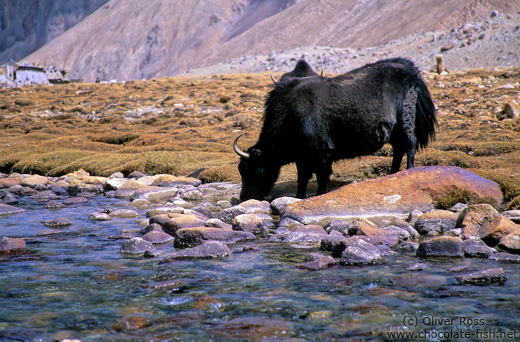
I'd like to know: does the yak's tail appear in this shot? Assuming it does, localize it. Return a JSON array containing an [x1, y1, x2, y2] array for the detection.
[[414, 75, 437, 149]]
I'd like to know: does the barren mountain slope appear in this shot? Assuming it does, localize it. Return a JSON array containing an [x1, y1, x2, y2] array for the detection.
[[0, 0, 109, 62], [23, 0, 520, 82]]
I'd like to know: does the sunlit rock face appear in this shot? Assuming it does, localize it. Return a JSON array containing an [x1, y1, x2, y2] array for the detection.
[[282, 166, 503, 225]]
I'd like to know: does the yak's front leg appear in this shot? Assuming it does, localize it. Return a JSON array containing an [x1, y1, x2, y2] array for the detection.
[[316, 161, 333, 196], [296, 162, 312, 198]]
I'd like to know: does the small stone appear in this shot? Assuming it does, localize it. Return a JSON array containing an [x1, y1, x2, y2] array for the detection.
[[456, 267, 506, 285], [89, 212, 112, 221], [340, 239, 381, 265], [0, 203, 26, 216], [64, 197, 88, 205], [233, 214, 268, 234], [298, 256, 337, 270], [463, 239, 496, 258], [165, 241, 232, 260], [407, 263, 428, 271], [1, 193, 18, 204], [120, 237, 157, 255], [43, 200, 66, 209], [416, 236, 464, 258], [497, 232, 520, 254], [109, 208, 139, 218], [142, 230, 175, 244], [44, 217, 73, 227], [0, 237, 27, 253]]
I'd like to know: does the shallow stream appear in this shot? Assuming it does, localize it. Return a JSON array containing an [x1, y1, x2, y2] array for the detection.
[[1, 195, 520, 341]]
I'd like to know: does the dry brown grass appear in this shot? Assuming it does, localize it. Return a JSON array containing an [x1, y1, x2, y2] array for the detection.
[[0, 68, 519, 208]]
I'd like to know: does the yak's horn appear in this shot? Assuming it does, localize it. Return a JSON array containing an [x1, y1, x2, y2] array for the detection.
[[270, 74, 278, 84], [233, 134, 250, 159]]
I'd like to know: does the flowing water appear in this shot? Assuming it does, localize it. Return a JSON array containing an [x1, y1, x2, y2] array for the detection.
[[1, 195, 520, 341]]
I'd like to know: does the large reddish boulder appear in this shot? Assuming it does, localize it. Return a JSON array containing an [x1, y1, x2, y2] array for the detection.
[[282, 166, 502, 224]]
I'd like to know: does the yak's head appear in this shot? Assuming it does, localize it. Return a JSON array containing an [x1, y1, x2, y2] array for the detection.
[[234, 134, 279, 202]]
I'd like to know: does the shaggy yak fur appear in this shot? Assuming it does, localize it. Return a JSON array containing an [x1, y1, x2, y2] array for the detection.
[[234, 58, 437, 201]]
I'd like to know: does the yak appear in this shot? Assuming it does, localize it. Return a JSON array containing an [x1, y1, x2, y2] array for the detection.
[[234, 57, 437, 202]]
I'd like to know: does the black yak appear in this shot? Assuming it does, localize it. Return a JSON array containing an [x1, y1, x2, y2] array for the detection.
[[234, 58, 437, 202]]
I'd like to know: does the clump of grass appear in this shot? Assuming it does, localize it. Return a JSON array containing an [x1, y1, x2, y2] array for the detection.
[[435, 188, 497, 210]]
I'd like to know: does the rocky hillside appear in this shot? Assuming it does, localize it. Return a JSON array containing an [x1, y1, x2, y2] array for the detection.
[[0, 0, 109, 63], [22, 0, 520, 82]]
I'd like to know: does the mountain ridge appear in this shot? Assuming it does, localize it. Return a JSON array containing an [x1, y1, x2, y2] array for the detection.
[[21, 0, 520, 82]]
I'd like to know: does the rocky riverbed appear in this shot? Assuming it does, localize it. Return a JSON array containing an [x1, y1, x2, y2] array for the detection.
[[2, 167, 520, 341], [2, 167, 520, 272]]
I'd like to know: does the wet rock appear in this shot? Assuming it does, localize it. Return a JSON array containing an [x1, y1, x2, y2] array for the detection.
[[174, 227, 256, 248], [416, 236, 464, 258], [43, 200, 66, 209], [151, 214, 206, 237], [502, 210, 520, 224], [151, 175, 201, 187], [340, 239, 382, 265], [165, 241, 232, 260], [298, 255, 337, 270], [232, 214, 269, 234], [497, 232, 520, 254], [112, 314, 151, 331], [217, 205, 247, 223], [458, 204, 519, 244], [270, 196, 301, 214], [189, 205, 213, 218], [0, 176, 23, 188], [120, 237, 157, 255], [129, 171, 147, 179], [320, 231, 348, 252], [1, 193, 18, 204], [489, 252, 520, 262], [145, 205, 185, 217], [64, 196, 88, 205], [323, 220, 352, 235], [385, 218, 419, 239], [108, 230, 135, 240], [130, 187, 179, 205], [205, 218, 233, 230], [105, 177, 128, 190], [142, 229, 175, 244], [88, 212, 112, 221], [210, 316, 291, 340], [283, 166, 502, 224], [356, 225, 399, 247], [379, 225, 411, 241], [29, 190, 59, 201], [415, 210, 458, 235], [0, 203, 26, 216], [109, 208, 139, 218], [407, 263, 428, 271], [393, 273, 447, 287], [179, 188, 204, 201], [239, 199, 271, 214], [463, 239, 496, 258], [20, 175, 50, 188], [44, 217, 73, 227], [456, 267, 506, 285], [398, 241, 419, 253], [272, 225, 328, 244], [0, 237, 27, 253]]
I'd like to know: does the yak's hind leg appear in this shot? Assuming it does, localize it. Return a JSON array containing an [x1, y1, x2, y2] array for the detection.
[[391, 86, 418, 173]]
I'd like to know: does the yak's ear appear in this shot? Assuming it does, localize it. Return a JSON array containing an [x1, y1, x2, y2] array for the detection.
[[251, 149, 262, 158]]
